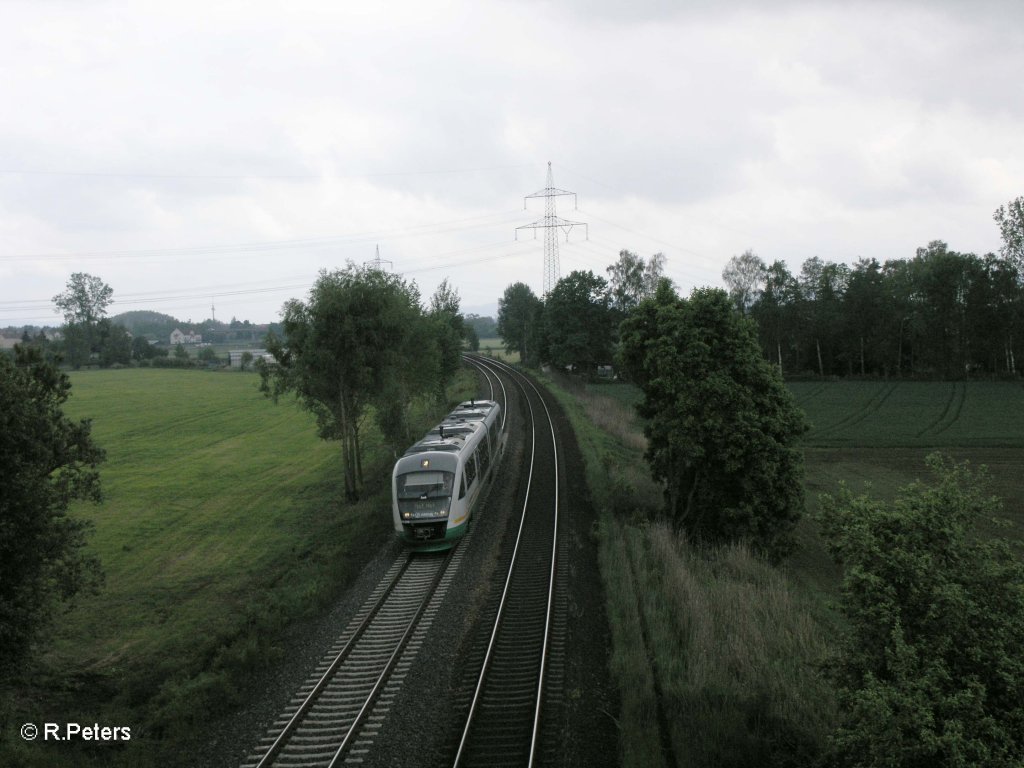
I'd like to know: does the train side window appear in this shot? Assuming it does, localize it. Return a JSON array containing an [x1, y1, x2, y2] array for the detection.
[[465, 454, 477, 488], [459, 473, 467, 500], [478, 440, 490, 474]]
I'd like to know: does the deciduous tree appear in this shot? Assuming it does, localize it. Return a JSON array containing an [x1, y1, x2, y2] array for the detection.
[[497, 282, 544, 366], [52, 273, 115, 368], [544, 270, 614, 374], [52, 272, 113, 326], [750, 259, 799, 373], [428, 279, 465, 402], [619, 284, 808, 558], [260, 265, 437, 500], [994, 196, 1024, 273], [722, 249, 766, 315], [0, 346, 104, 677]]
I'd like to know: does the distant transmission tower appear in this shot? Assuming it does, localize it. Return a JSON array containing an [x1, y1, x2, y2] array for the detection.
[[516, 161, 587, 296], [364, 244, 393, 272]]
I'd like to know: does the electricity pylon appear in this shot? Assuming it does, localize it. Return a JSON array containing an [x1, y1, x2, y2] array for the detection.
[[515, 162, 587, 296], [364, 244, 393, 272]]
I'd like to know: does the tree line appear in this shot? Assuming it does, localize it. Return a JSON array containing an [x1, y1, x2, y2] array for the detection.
[[497, 249, 667, 371], [723, 198, 1024, 379], [7, 272, 286, 369]]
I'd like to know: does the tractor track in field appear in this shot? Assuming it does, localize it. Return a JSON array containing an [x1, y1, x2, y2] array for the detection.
[[930, 381, 967, 437], [916, 382, 958, 438], [794, 382, 828, 406], [814, 382, 899, 439]]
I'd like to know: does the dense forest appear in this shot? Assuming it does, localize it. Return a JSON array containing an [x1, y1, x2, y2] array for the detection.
[[725, 240, 1022, 379]]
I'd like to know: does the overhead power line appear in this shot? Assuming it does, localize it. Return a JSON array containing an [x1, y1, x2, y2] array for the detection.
[[0, 209, 525, 263], [0, 162, 535, 181], [0, 242, 538, 320]]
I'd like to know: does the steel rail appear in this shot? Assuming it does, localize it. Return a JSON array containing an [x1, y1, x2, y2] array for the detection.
[[325, 548, 455, 767], [252, 555, 415, 768], [452, 357, 538, 767], [452, 355, 559, 768], [513, 367, 560, 767], [463, 355, 496, 401], [463, 354, 509, 434]]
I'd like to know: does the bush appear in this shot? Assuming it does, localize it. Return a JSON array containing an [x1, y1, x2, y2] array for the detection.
[[819, 453, 1024, 767], [151, 356, 194, 369]]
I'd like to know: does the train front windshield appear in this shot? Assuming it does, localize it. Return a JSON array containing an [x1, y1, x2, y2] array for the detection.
[[396, 470, 454, 519]]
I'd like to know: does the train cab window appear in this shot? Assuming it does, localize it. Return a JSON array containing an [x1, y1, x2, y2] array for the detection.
[[459, 474, 467, 500], [396, 471, 453, 500]]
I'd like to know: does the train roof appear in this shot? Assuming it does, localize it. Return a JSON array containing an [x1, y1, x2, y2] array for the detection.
[[400, 400, 499, 459]]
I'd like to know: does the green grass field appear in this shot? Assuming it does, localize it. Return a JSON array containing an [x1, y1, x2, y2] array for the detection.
[[4, 367, 475, 767], [56, 369, 337, 664], [792, 380, 1024, 447], [475, 337, 519, 363]]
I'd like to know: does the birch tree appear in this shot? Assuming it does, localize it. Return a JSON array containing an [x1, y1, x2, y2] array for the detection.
[[259, 265, 436, 501]]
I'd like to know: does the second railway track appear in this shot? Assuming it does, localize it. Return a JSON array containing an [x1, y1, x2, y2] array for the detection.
[[452, 354, 564, 768]]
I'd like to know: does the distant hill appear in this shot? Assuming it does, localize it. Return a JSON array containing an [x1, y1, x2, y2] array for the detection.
[[110, 310, 180, 340]]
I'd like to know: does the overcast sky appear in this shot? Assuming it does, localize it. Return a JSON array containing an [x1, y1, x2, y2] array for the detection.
[[2, 0, 1022, 327]]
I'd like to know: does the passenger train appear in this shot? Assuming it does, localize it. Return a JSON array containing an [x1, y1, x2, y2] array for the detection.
[[391, 399, 503, 550]]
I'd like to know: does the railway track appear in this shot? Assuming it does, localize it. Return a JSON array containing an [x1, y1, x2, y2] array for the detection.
[[453, 355, 563, 768], [241, 354, 567, 768], [241, 547, 460, 768]]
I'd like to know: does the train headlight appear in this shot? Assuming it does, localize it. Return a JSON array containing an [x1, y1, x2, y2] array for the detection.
[[403, 511, 411, 519]]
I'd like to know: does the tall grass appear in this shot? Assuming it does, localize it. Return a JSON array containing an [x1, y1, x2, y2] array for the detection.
[[543, 374, 838, 767], [567, 379, 648, 454], [599, 520, 667, 767], [632, 522, 836, 767]]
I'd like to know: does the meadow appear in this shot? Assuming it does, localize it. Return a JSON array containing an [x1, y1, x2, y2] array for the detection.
[[4, 367, 475, 767], [547, 375, 1024, 768], [475, 337, 519, 363]]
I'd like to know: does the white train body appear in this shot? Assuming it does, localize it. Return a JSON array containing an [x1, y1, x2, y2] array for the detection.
[[391, 399, 503, 549]]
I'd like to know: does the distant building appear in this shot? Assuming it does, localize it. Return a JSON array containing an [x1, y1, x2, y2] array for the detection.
[[229, 349, 274, 368], [170, 328, 202, 345], [0, 336, 19, 351]]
